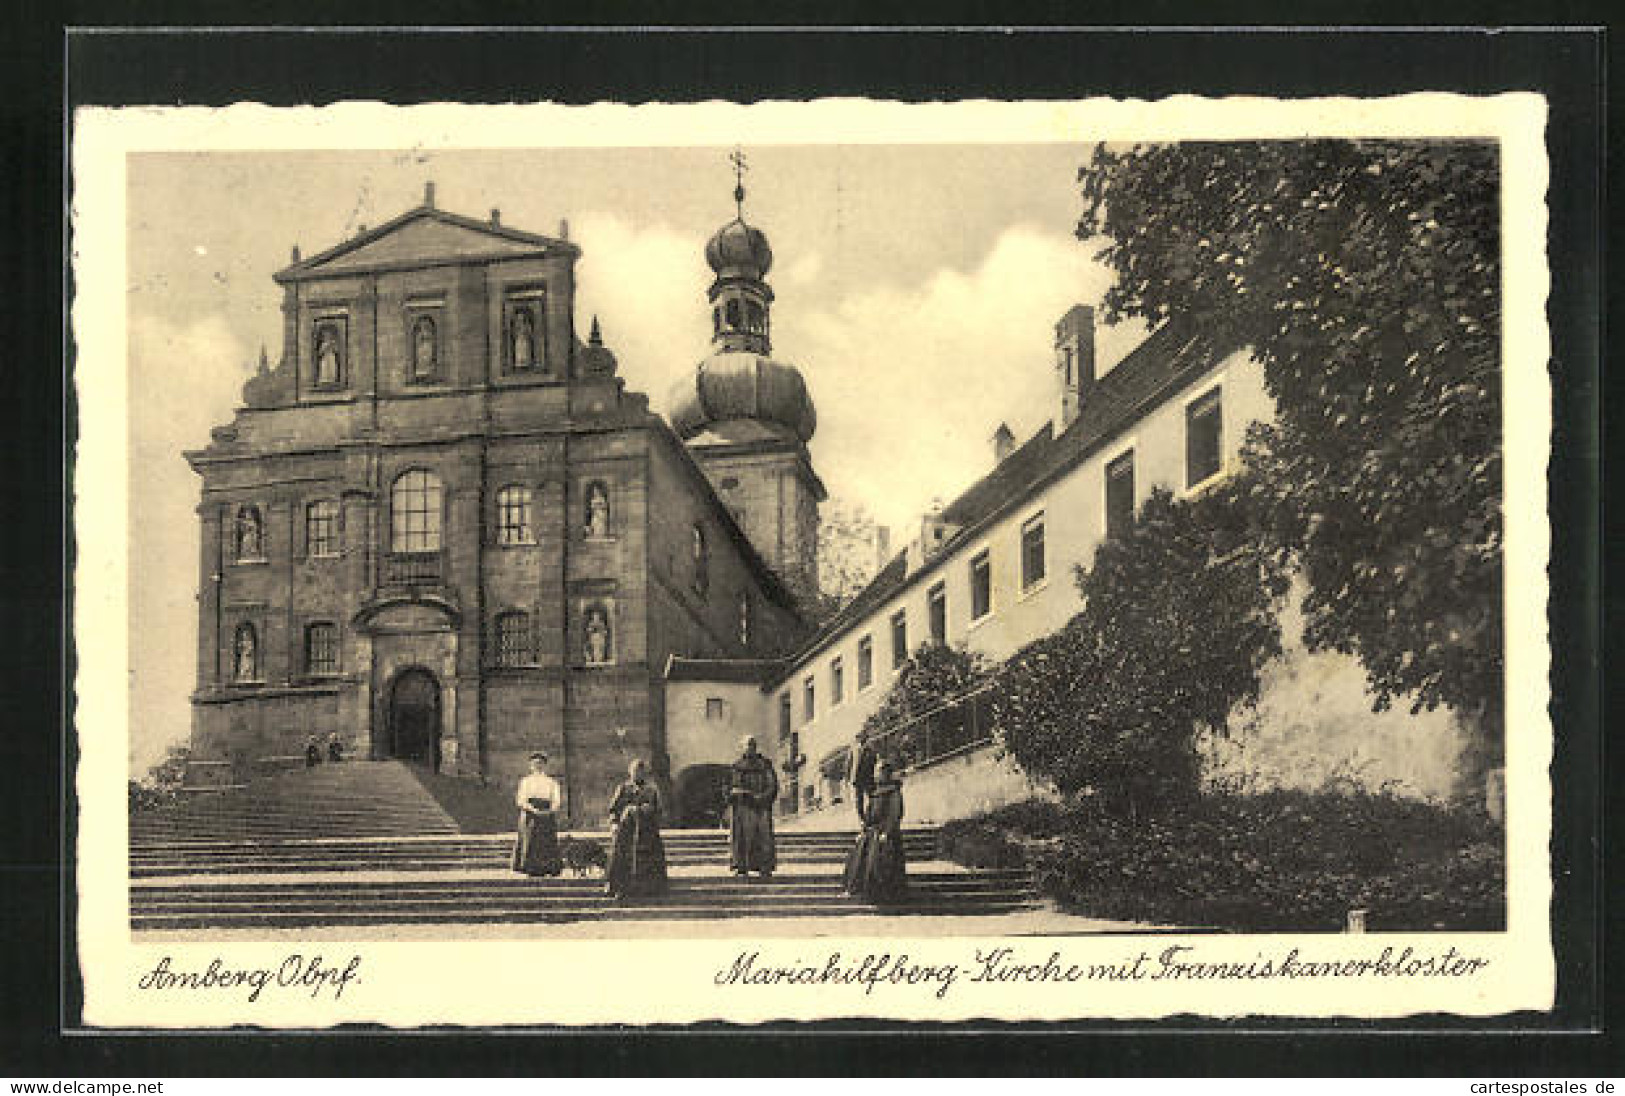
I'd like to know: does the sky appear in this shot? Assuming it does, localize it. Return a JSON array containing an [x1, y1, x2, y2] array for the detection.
[[125, 144, 1152, 773]]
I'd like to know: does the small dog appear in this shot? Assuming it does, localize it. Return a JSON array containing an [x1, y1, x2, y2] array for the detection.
[[560, 837, 608, 877]]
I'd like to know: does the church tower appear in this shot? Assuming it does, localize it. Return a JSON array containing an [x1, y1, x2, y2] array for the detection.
[[669, 154, 825, 606]]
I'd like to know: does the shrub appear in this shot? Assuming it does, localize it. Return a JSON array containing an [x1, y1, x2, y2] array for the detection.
[[945, 792, 1503, 932], [992, 483, 1288, 816], [936, 817, 1027, 869]]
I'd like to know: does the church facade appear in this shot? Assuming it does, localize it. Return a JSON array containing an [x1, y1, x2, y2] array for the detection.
[[183, 186, 817, 825]]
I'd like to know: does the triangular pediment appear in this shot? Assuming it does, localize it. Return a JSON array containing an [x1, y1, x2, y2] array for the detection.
[[281, 209, 562, 280]]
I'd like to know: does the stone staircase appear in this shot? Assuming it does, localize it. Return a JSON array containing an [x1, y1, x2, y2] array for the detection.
[[128, 763, 1041, 932], [131, 761, 460, 843]]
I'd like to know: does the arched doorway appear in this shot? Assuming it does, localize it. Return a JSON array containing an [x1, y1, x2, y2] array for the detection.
[[388, 667, 442, 771]]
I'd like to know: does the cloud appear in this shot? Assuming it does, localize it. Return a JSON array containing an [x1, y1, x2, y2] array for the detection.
[[127, 311, 251, 773], [570, 213, 709, 406]]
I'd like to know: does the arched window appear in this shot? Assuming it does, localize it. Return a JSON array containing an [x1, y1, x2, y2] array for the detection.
[[411, 314, 438, 380], [313, 323, 342, 386], [691, 524, 709, 596], [235, 505, 263, 560], [584, 481, 611, 538], [496, 485, 533, 545], [305, 622, 338, 675], [746, 300, 764, 333], [495, 611, 533, 667], [232, 623, 259, 682], [390, 470, 443, 552], [725, 299, 742, 331], [306, 499, 339, 557]]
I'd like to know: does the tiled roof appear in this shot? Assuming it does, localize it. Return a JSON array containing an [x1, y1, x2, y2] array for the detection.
[[664, 657, 787, 684], [774, 320, 1232, 682]]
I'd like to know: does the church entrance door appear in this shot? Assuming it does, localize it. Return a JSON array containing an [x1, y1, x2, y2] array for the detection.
[[388, 667, 442, 772]]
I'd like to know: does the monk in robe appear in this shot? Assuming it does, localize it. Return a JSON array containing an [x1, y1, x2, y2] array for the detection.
[[844, 760, 908, 904], [605, 758, 668, 900], [727, 735, 778, 878], [512, 751, 564, 877]]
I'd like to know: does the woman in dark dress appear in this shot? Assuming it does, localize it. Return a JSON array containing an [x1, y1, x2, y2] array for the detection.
[[604, 758, 668, 900], [844, 760, 908, 904], [512, 751, 564, 877]]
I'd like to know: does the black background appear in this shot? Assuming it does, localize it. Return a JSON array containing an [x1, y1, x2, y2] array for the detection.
[[3, 8, 1610, 1077]]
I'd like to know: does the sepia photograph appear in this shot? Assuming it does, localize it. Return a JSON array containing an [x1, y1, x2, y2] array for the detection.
[[71, 94, 1554, 1026]]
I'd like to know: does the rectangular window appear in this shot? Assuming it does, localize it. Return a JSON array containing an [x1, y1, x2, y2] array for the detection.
[[1186, 386, 1224, 487], [304, 623, 338, 675], [496, 486, 533, 546], [306, 500, 340, 557], [928, 582, 947, 645], [970, 550, 992, 620], [803, 676, 816, 722], [857, 636, 874, 690], [1106, 450, 1136, 538], [706, 697, 725, 721], [779, 693, 792, 740], [890, 610, 908, 669], [495, 612, 533, 667], [1021, 513, 1047, 590], [831, 657, 845, 706]]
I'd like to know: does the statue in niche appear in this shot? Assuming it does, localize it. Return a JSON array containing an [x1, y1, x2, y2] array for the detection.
[[511, 308, 535, 369], [233, 625, 257, 681], [585, 482, 610, 538], [235, 507, 262, 560], [314, 325, 341, 386], [584, 607, 612, 665], [412, 316, 436, 379]]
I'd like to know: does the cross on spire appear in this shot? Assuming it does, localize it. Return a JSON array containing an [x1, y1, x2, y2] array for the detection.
[[729, 146, 749, 217]]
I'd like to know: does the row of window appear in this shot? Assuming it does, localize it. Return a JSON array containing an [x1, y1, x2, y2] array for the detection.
[[783, 513, 1047, 728], [227, 602, 625, 684], [228, 473, 622, 562], [305, 292, 551, 392], [777, 385, 1226, 731]]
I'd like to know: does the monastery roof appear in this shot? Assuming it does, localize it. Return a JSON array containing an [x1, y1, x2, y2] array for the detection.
[[773, 318, 1236, 682], [663, 656, 787, 685]]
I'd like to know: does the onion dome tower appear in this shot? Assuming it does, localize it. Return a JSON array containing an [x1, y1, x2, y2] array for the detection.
[[669, 151, 825, 605]]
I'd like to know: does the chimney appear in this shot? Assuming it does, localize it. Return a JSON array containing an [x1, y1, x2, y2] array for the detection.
[[909, 498, 960, 573], [991, 422, 1015, 465], [558, 218, 570, 241], [1054, 304, 1096, 430], [424, 181, 436, 208], [490, 208, 502, 226]]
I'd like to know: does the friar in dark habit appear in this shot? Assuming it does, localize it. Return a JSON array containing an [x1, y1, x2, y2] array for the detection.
[[604, 758, 668, 900], [727, 734, 778, 877]]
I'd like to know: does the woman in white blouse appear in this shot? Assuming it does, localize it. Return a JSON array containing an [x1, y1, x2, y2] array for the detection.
[[512, 751, 564, 877]]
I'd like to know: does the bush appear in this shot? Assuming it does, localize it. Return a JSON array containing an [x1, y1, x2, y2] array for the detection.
[[936, 816, 1027, 869], [993, 483, 1288, 815], [947, 791, 1503, 932]]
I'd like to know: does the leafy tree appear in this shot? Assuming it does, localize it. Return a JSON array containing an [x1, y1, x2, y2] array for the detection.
[[862, 643, 996, 768], [797, 498, 887, 624], [129, 744, 190, 813], [1078, 140, 1503, 772], [994, 482, 1288, 817]]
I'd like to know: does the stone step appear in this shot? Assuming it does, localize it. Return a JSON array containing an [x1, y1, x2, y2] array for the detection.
[[131, 869, 1030, 895], [132, 898, 1039, 931]]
